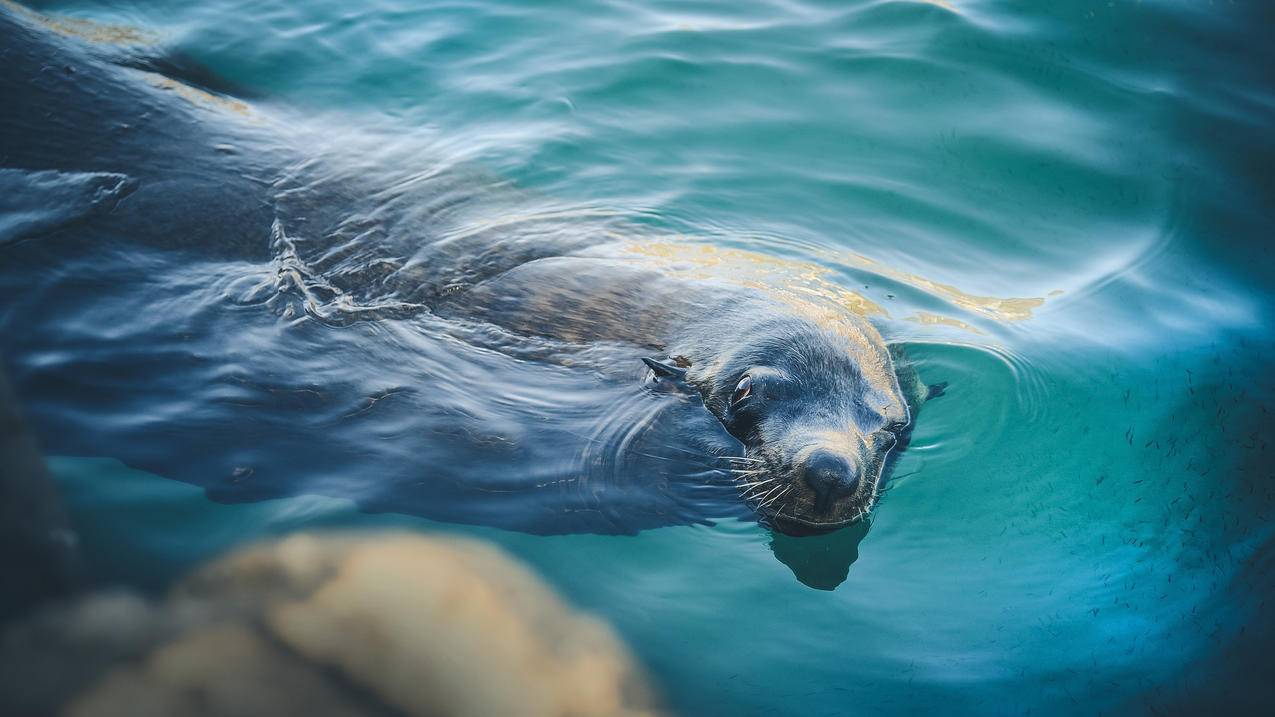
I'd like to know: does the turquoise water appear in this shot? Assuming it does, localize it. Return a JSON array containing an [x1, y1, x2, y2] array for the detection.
[[9, 0, 1275, 713]]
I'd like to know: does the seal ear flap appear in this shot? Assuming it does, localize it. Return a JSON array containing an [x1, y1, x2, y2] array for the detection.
[[642, 357, 687, 380]]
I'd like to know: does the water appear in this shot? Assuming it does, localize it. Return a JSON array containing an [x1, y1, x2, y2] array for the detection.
[[3, 0, 1274, 714]]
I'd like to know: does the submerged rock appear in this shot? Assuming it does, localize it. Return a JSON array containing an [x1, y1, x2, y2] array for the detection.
[[1, 533, 665, 717]]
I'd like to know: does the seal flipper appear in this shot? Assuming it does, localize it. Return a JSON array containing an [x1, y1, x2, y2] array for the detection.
[[0, 168, 136, 246]]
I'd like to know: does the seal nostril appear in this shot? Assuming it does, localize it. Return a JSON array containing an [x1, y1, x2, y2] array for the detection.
[[802, 451, 859, 513]]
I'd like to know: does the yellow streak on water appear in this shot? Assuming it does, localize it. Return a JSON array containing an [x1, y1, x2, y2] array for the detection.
[[141, 73, 254, 116], [623, 240, 888, 318], [3, 1, 253, 118], [1, 0, 156, 45], [808, 246, 1047, 323], [622, 238, 1045, 335], [907, 311, 985, 335]]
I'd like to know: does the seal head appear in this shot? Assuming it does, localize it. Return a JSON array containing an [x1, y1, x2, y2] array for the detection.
[[667, 317, 911, 535]]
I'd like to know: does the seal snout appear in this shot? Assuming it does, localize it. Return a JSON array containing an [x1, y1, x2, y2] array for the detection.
[[802, 450, 860, 514]]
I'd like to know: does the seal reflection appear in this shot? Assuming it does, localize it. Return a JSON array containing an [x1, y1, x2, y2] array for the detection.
[[769, 520, 872, 590]]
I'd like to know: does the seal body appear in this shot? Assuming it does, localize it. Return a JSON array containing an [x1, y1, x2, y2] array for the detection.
[[0, 4, 931, 535]]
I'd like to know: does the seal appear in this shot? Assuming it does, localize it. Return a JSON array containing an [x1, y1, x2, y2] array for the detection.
[[0, 3, 941, 536], [434, 253, 939, 534]]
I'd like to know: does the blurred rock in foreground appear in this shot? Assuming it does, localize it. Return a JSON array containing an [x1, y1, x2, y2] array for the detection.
[[0, 532, 665, 717], [0, 367, 82, 619]]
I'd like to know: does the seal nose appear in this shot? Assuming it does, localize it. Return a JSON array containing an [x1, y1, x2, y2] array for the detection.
[[802, 451, 859, 514]]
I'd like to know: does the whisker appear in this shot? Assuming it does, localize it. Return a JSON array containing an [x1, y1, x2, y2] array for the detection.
[[752, 483, 785, 506], [741, 481, 778, 501], [758, 485, 791, 512]]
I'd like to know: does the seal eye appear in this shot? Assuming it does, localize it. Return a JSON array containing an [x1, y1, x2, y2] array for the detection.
[[731, 375, 753, 406]]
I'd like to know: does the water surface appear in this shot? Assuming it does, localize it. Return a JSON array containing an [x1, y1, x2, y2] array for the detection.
[[4, 0, 1274, 714]]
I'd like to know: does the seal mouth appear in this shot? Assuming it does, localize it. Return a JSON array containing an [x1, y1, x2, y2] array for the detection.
[[764, 506, 872, 536], [735, 482, 878, 536]]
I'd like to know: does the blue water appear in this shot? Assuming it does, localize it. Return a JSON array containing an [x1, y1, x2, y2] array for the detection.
[[4, 0, 1275, 714]]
